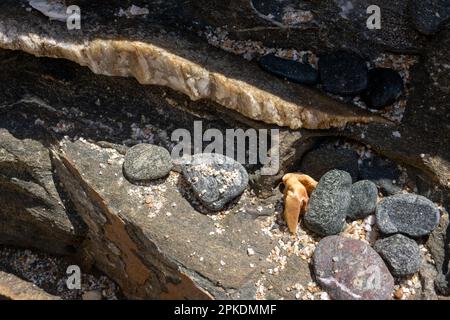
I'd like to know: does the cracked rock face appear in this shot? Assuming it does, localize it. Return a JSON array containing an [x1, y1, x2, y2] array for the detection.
[[0, 129, 86, 255]]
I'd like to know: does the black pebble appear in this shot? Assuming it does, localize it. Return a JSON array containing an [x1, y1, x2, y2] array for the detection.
[[363, 68, 404, 109], [318, 50, 368, 96], [259, 54, 319, 85]]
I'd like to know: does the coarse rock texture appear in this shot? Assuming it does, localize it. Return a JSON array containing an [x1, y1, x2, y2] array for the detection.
[[426, 213, 450, 295], [304, 170, 352, 236], [0, 270, 60, 300], [347, 180, 378, 220], [0, 245, 122, 300], [313, 236, 394, 300], [376, 193, 440, 237], [123, 144, 172, 182], [52, 138, 287, 299], [0, 0, 386, 131], [182, 153, 249, 211], [0, 129, 86, 255], [374, 234, 422, 276]]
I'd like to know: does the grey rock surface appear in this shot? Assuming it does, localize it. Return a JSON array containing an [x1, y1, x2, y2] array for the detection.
[[426, 213, 450, 295], [374, 234, 422, 276], [123, 144, 172, 182], [376, 193, 440, 237], [0, 129, 85, 255], [304, 170, 352, 236], [347, 180, 378, 220]]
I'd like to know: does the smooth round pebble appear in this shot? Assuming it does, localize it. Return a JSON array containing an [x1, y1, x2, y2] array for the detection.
[[374, 234, 422, 276], [259, 54, 319, 85], [376, 193, 440, 237], [347, 180, 378, 220], [304, 170, 352, 236], [313, 236, 394, 300], [318, 51, 368, 95], [123, 144, 172, 182], [363, 68, 404, 109], [182, 153, 248, 211]]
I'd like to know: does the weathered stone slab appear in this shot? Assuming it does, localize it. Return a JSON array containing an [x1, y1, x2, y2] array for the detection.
[[0, 129, 85, 255], [0, 270, 60, 300], [0, 0, 387, 130], [53, 138, 278, 299]]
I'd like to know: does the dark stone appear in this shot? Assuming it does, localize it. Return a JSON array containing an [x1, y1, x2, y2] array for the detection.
[[376, 193, 440, 237], [304, 170, 352, 236], [363, 68, 404, 109], [313, 236, 394, 300], [300, 145, 359, 182], [123, 144, 172, 182], [347, 180, 378, 220], [259, 54, 318, 85], [374, 234, 422, 276], [182, 153, 249, 211], [318, 51, 368, 95], [359, 157, 402, 196], [409, 0, 450, 35]]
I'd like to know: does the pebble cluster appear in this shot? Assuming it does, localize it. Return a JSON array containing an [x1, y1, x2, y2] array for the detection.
[[203, 27, 417, 122], [120, 136, 443, 300]]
